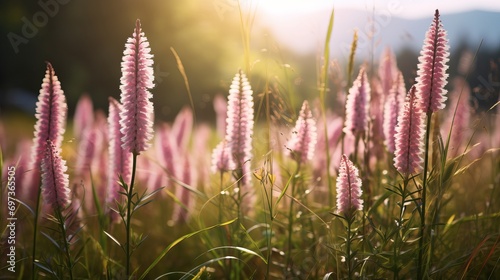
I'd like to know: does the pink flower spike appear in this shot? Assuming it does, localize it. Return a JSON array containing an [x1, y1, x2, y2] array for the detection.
[[75, 125, 103, 177], [415, 9, 450, 114], [383, 71, 406, 153], [225, 69, 254, 186], [119, 19, 155, 155], [378, 47, 398, 94], [73, 94, 94, 140], [336, 155, 363, 214], [155, 124, 178, 185], [172, 107, 193, 150], [285, 100, 317, 164], [172, 156, 197, 224], [213, 94, 228, 138], [393, 85, 425, 176], [344, 67, 370, 136], [211, 141, 236, 174], [31, 62, 67, 171], [41, 140, 71, 211], [107, 97, 132, 211]]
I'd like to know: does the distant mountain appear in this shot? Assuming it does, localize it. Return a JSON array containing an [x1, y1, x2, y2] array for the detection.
[[256, 8, 500, 60]]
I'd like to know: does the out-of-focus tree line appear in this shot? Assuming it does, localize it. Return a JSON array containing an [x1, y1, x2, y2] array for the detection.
[[0, 0, 315, 121], [0, 0, 498, 122]]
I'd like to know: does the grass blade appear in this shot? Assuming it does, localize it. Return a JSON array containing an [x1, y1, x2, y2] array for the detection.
[[138, 218, 237, 280]]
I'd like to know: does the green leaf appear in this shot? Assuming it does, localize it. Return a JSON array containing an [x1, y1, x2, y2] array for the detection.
[[273, 174, 293, 211], [41, 231, 61, 250], [323, 272, 334, 280], [204, 246, 267, 264], [138, 218, 237, 280], [103, 230, 122, 249], [34, 261, 57, 276]]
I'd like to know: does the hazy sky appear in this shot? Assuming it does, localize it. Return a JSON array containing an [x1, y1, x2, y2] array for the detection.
[[254, 0, 500, 18], [238, 0, 500, 56]]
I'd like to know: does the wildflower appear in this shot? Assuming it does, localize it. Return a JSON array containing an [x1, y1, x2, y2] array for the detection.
[[393, 86, 425, 176], [172, 157, 197, 223], [383, 71, 406, 153], [336, 155, 363, 214], [285, 100, 317, 164], [213, 94, 228, 137], [344, 67, 370, 136], [119, 19, 155, 155], [225, 69, 254, 185], [378, 47, 398, 95], [443, 78, 471, 157], [31, 62, 67, 171], [172, 107, 193, 150], [211, 141, 235, 173], [155, 124, 178, 185], [41, 140, 71, 211], [73, 94, 94, 140], [415, 9, 450, 114], [75, 125, 103, 177], [107, 97, 132, 210]]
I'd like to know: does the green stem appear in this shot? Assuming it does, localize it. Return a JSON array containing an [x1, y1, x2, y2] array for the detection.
[[286, 163, 301, 271], [31, 184, 42, 279], [55, 206, 73, 280], [265, 190, 273, 280], [320, 8, 334, 208], [394, 177, 409, 280], [219, 171, 224, 227], [233, 174, 243, 280], [346, 215, 353, 280], [126, 153, 138, 278], [417, 113, 432, 280]]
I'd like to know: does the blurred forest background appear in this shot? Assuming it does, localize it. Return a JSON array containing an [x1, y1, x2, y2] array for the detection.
[[0, 0, 499, 123]]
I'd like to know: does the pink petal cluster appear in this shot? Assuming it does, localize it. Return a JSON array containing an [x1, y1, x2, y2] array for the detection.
[[172, 156, 197, 224], [213, 94, 228, 137], [336, 155, 363, 213], [383, 71, 406, 153], [31, 62, 67, 170], [393, 86, 425, 176], [75, 125, 103, 176], [107, 97, 132, 209], [225, 69, 254, 185], [41, 140, 71, 211], [443, 78, 471, 158], [119, 19, 155, 155], [344, 67, 370, 136], [172, 107, 194, 150], [211, 141, 236, 173], [415, 9, 450, 114], [285, 100, 317, 164], [73, 94, 94, 140], [155, 124, 178, 185], [378, 47, 398, 95]]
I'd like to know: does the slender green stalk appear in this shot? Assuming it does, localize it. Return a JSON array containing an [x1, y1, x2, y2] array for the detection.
[[393, 177, 409, 280], [346, 30, 358, 90], [55, 206, 74, 280], [353, 134, 361, 166], [217, 170, 231, 279], [231, 175, 243, 280], [126, 153, 138, 278], [417, 113, 432, 280], [346, 214, 353, 280], [286, 163, 301, 271], [219, 171, 224, 227], [32, 184, 42, 279], [319, 8, 334, 207]]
